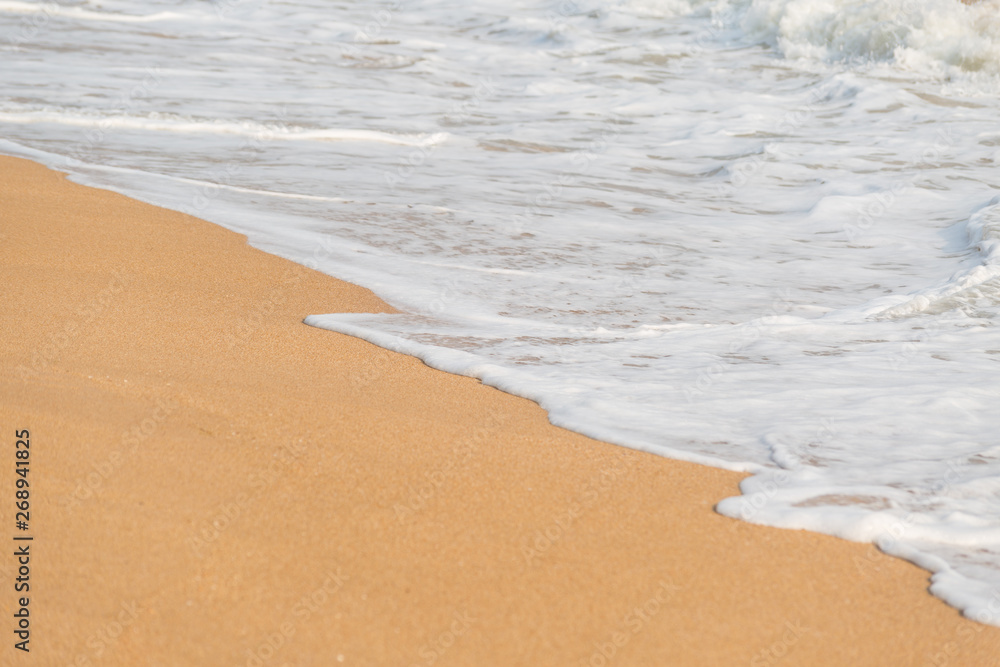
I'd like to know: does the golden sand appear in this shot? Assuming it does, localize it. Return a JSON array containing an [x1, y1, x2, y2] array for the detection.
[[1, 155, 998, 665]]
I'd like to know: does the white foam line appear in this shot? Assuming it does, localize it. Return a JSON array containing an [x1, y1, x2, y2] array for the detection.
[[874, 264, 1000, 319], [304, 313, 765, 474], [402, 258, 585, 279], [0, 0, 182, 23], [65, 156, 463, 214], [19, 147, 444, 213], [873, 198, 1000, 319], [126, 170, 355, 204], [0, 110, 449, 147]]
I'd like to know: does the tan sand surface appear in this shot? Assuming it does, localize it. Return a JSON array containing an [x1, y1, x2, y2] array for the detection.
[[1, 154, 998, 666]]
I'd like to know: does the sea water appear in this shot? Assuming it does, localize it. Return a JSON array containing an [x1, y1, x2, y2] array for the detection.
[[2, 0, 999, 623]]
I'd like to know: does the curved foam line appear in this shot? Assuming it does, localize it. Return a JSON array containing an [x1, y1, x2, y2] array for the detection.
[[304, 313, 765, 475], [0, 1, 182, 23], [872, 199, 1000, 319], [0, 109, 449, 147]]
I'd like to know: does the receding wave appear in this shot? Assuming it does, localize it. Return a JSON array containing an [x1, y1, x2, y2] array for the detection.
[[3, 0, 1000, 627]]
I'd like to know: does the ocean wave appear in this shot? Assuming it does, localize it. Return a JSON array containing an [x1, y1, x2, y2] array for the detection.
[[3, 0, 1000, 627], [728, 0, 1000, 74], [875, 197, 1000, 318]]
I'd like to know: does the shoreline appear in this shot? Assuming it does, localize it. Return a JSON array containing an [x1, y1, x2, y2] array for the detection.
[[2, 154, 999, 664]]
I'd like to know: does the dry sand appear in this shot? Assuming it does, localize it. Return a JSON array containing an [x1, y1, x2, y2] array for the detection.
[[1, 154, 998, 666]]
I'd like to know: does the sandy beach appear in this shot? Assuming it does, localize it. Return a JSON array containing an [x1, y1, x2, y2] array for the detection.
[[1, 153, 998, 665]]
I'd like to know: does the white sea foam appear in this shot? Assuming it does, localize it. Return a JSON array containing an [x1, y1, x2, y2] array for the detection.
[[732, 0, 1000, 75], [2, 0, 999, 624], [0, 0, 183, 23], [0, 105, 448, 146]]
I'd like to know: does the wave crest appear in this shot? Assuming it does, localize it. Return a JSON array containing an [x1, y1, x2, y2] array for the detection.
[[729, 0, 1000, 74]]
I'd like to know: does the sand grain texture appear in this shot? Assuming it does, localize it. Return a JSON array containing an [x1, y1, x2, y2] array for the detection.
[[1, 155, 998, 666]]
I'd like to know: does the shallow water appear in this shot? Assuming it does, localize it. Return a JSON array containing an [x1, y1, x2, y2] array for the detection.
[[2, 0, 1000, 622]]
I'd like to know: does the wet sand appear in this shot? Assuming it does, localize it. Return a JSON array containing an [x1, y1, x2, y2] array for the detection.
[[1, 154, 998, 666]]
